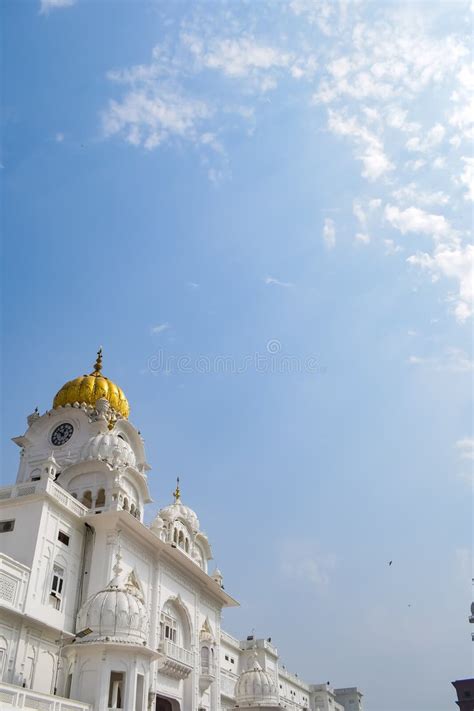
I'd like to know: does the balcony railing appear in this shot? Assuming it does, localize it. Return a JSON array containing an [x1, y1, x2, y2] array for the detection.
[[157, 639, 194, 680], [0, 479, 88, 518], [0, 681, 91, 710], [159, 639, 193, 667]]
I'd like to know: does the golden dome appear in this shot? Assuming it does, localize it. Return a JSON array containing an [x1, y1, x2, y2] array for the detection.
[[53, 349, 130, 419]]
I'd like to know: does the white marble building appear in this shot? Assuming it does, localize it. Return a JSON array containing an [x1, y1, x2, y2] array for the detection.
[[0, 352, 364, 711]]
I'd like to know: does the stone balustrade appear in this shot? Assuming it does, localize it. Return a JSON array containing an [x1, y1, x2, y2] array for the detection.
[[0, 682, 91, 710], [0, 479, 88, 518]]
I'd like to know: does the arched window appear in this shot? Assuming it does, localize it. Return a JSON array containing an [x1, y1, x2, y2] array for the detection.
[[130, 503, 136, 515], [178, 530, 185, 549], [160, 599, 192, 650], [173, 528, 178, 544], [201, 646, 209, 665], [123, 498, 129, 512], [95, 488, 105, 508], [185, 538, 189, 553], [82, 491, 92, 509]]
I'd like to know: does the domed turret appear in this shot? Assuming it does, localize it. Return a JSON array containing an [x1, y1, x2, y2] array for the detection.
[[76, 551, 148, 645], [80, 432, 136, 469], [235, 655, 280, 708], [158, 478, 199, 532], [150, 479, 213, 572], [53, 348, 130, 421]]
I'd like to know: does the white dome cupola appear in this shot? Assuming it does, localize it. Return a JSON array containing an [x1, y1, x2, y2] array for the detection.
[[76, 551, 148, 645], [150, 479, 213, 572], [158, 479, 200, 532], [80, 431, 136, 470], [234, 654, 280, 708]]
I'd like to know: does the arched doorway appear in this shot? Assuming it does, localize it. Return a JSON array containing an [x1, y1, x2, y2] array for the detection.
[[156, 695, 180, 711]]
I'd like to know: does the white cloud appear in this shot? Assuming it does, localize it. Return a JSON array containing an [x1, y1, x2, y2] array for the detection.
[[289, 0, 340, 36], [265, 276, 293, 288], [99, 2, 471, 325], [55, 132, 65, 143], [407, 243, 473, 322], [182, 33, 292, 85], [405, 158, 426, 171], [290, 55, 318, 80], [384, 239, 403, 255], [407, 347, 473, 372], [353, 198, 381, 240], [391, 184, 449, 207], [433, 156, 446, 169], [449, 63, 474, 144], [151, 323, 170, 335], [456, 437, 474, 460], [280, 538, 336, 588], [458, 156, 474, 201], [405, 123, 445, 153], [327, 110, 394, 180], [315, 19, 467, 106], [323, 218, 336, 249], [102, 88, 212, 150], [40, 0, 75, 13], [386, 106, 420, 133], [384, 205, 454, 241], [353, 199, 367, 228]]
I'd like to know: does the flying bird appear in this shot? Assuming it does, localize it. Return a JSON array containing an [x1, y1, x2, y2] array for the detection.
[[388, 560, 392, 566]]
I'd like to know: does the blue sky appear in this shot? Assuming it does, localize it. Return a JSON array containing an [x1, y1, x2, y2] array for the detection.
[[1, 0, 473, 708]]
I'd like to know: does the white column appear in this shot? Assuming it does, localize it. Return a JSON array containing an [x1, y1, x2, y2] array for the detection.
[[96, 657, 110, 711], [124, 660, 137, 711]]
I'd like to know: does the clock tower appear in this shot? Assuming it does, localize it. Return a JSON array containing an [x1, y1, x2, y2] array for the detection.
[[13, 349, 151, 520]]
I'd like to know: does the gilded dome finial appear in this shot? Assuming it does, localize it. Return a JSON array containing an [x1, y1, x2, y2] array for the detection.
[[53, 348, 130, 420], [173, 477, 181, 502], [92, 347, 103, 376]]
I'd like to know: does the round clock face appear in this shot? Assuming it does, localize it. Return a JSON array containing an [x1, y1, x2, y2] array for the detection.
[[51, 423, 74, 447]]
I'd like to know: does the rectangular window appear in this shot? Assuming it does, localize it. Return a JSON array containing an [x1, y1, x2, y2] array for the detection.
[[58, 530, 70, 546], [49, 565, 64, 610], [108, 671, 125, 709], [160, 612, 177, 644], [0, 520, 15, 533]]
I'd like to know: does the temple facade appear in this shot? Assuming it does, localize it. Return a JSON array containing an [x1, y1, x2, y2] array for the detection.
[[0, 351, 363, 711]]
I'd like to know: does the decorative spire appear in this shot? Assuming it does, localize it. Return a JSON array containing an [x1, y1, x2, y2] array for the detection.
[[173, 476, 181, 502], [91, 347, 103, 376]]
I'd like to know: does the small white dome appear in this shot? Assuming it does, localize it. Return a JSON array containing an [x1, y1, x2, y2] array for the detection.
[[235, 658, 279, 706], [80, 432, 136, 469], [159, 500, 199, 532], [76, 563, 148, 645]]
